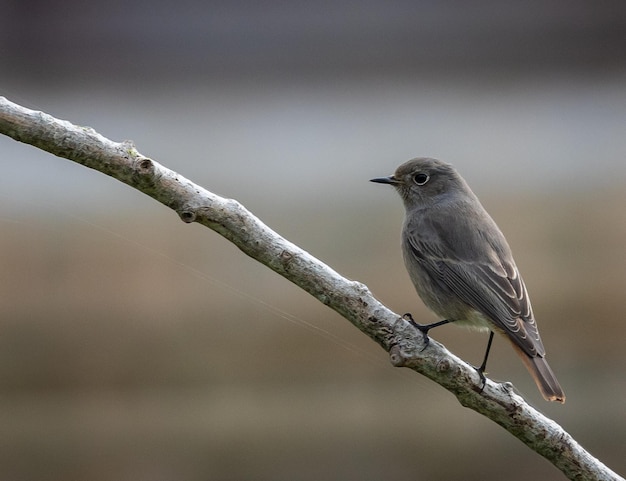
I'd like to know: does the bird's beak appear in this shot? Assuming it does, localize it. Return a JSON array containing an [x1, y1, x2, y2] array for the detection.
[[370, 175, 399, 185]]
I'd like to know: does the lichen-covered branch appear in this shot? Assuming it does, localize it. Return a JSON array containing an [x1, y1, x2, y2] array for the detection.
[[0, 96, 622, 481]]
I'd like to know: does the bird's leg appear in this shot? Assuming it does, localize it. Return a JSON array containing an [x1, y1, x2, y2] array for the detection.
[[402, 313, 451, 351], [473, 331, 495, 392]]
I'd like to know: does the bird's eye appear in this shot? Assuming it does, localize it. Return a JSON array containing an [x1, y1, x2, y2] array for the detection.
[[413, 173, 430, 185]]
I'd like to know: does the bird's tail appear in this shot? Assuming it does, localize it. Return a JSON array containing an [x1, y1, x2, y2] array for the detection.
[[511, 343, 566, 403]]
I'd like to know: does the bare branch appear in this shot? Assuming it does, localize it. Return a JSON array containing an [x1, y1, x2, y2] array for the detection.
[[0, 96, 622, 481]]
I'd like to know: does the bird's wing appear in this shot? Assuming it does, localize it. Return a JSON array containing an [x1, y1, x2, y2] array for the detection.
[[406, 215, 545, 358]]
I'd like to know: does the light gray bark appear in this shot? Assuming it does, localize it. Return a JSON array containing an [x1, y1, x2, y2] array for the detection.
[[0, 96, 622, 481]]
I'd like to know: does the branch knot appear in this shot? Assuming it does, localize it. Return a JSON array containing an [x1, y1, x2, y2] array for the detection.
[[179, 210, 196, 223]]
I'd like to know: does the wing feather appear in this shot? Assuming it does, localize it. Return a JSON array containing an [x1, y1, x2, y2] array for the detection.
[[406, 210, 544, 358]]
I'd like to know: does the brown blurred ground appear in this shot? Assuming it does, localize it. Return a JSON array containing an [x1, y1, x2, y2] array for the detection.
[[0, 186, 624, 481]]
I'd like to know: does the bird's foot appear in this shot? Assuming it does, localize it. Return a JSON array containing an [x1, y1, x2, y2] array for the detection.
[[472, 331, 494, 393], [471, 364, 488, 393], [402, 313, 450, 352]]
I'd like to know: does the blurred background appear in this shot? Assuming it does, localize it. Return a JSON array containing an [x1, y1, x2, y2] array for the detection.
[[1, 0, 625, 479]]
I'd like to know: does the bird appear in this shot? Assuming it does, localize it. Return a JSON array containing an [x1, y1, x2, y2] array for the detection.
[[371, 157, 565, 403]]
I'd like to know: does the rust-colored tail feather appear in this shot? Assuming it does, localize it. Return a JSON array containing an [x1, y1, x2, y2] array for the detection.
[[511, 343, 565, 403]]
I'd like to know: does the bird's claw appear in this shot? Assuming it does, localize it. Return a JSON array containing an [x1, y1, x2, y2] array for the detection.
[[472, 364, 488, 393], [402, 313, 432, 351]]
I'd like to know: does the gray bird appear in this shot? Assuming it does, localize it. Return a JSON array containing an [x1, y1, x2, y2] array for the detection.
[[371, 157, 565, 403]]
